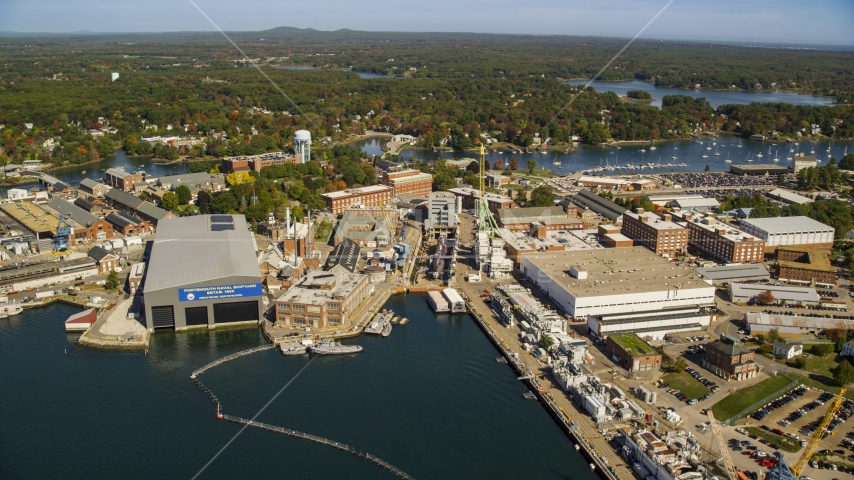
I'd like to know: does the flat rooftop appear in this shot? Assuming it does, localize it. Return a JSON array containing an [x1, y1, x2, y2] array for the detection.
[[145, 215, 260, 292], [610, 333, 658, 357], [522, 247, 709, 297], [676, 211, 762, 242], [695, 263, 770, 281], [624, 211, 685, 231], [741, 216, 834, 234], [0, 201, 83, 234], [321, 185, 392, 199], [275, 269, 366, 305]]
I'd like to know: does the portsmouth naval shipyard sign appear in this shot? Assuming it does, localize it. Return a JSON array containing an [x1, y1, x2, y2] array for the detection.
[[178, 283, 262, 302]]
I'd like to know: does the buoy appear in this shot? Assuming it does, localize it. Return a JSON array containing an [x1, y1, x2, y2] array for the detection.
[[216, 414, 224, 420], [190, 375, 196, 380], [590, 464, 595, 471], [575, 444, 580, 451]]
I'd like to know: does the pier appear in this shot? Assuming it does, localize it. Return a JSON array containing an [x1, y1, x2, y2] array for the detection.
[[456, 278, 628, 480], [190, 344, 416, 479]]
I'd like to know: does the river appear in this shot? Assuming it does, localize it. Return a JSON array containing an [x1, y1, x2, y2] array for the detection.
[[564, 79, 835, 109], [0, 294, 586, 479], [358, 136, 854, 174]]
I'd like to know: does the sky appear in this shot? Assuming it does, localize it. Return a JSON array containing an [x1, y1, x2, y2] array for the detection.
[[2, 0, 853, 46]]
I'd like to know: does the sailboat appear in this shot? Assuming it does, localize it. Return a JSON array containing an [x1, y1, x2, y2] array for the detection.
[[773, 150, 780, 162], [649, 140, 656, 151], [737, 140, 743, 148], [706, 142, 712, 150], [746, 153, 754, 162], [756, 149, 764, 158], [724, 151, 732, 163], [714, 146, 721, 156], [552, 154, 561, 166]]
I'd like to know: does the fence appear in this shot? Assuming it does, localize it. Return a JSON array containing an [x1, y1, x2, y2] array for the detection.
[[719, 373, 800, 425]]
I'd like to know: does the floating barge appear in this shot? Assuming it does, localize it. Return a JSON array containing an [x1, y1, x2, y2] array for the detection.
[[427, 291, 449, 312]]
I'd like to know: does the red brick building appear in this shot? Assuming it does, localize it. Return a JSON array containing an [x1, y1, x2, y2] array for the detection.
[[321, 185, 393, 214], [621, 209, 688, 256], [382, 169, 433, 198], [104, 168, 143, 192]]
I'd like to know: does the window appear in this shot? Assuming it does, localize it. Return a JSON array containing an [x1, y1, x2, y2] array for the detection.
[[292, 304, 305, 311]]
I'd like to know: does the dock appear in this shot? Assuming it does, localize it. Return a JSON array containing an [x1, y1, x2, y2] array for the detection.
[[456, 281, 627, 480]]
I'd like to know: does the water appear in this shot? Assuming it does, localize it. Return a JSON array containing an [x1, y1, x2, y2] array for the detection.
[[358, 136, 854, 174], [565, 79, 836, 108], [272, 66, 395, 79], [0, 295, 585, 479]]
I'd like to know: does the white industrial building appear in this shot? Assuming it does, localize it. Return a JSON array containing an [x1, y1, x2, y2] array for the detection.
[[739, 216, 834, 249], [727, 283, 820, 305], [588, 306, 715, 341], [520, 248, 715, 323]]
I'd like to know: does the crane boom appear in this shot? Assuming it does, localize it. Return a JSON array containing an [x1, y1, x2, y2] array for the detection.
[[707, 410, 738, 480], [792, 388, 846, 477]]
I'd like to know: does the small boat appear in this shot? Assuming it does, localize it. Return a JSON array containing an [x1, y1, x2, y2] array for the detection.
[[552, 154, 561, 166], [381, 322, 392, 337], [523, 391, 537, 400], [311, 339, 363, 355], [399, 318, 409, 325], [649, 140, 656, 151], [0, 303, 23, 318], [724, 159, 732, 163], [391, 316, 400, 324]]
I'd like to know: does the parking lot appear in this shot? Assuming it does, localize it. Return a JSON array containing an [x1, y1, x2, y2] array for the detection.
[[722, 385, 854, 480]]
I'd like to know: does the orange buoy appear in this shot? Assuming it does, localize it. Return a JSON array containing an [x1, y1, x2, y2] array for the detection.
[[190, 375, 196, 380], [216, 414, 224, 419]]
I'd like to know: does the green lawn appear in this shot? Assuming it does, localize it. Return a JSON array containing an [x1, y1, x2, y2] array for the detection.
[[660, 371, 710, 399], [783, 353, 842, 378], [711, 373, 797, 421], [744, 426, 801, 453], [784, 373, 854, 401], [611, 333, 657, 356], [315, 219, 333, 241]]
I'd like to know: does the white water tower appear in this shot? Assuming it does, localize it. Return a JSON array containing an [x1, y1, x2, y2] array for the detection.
[[294, 130, 311, 163]]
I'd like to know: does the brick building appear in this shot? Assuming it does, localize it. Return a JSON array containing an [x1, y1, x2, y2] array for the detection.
[[703, 334, 758, 381], [605, 333, 662, 373], [321, 185, 393, 214], [382, 169, 433, 198], [620, 209, 688, 256], [273, 268, 370, 328], [496, 206, 583, 234], [447, 187, 515, 215], [221, 152, 302, 173], [775, 247, 837, 286], [104, 168, 143, 192], [47, 198, 115, 243], [87, 246, 120, 274], [675, 211, 766, 264], [78, 178, 112, 197]]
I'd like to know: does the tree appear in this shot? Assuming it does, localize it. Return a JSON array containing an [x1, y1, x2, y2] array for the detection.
[[756, 290, 775, 306], [704, 164, 711, 172], [528, 185, 554, 207], [433, 171, 456, 191], [832, 359, 854, 386], [508, 158, 519, 171], [811, 343, 835, 356], [226, 171, 256, 186], [527, 159, 537, 174], [161, 192, 179, 211], [493, 158, 503, 170], [539, 333, 554, 351], [175, 185, 192, 205], [789, 356, 807, 369], [766, 328, 781, 344], [104, 270, 119, 291], [196, 190, 211, 213]]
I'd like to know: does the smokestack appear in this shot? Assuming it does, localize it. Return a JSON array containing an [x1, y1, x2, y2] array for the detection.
[[306, 209, 312, 261], [286, 207, 291, 238]]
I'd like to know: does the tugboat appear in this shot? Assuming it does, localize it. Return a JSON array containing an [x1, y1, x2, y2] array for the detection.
[[381, 321, 392, 338], [310, 339, 363, 355]]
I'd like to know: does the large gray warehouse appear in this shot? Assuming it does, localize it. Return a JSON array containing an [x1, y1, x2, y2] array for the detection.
[[143, 215, 263, 331]]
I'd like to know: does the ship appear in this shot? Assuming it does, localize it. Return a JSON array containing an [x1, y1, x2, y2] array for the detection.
[[0, 303, 23, 318], [280, 343, 308, 355], [399, 317, 409, 325], [381, 322, 392, 338], [311, 339, 363, 355]]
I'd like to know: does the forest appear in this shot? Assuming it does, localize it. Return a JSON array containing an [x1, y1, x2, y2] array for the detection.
[[1, 28, 853, 167]]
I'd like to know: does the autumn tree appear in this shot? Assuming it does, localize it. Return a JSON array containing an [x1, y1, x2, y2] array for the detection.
[[756, 290, 775, 306], [227, 171, 256, 186], [509, 158, 519, 171]]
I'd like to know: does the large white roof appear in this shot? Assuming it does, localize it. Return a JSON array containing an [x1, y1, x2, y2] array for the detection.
[[741, 216, 833, 234]]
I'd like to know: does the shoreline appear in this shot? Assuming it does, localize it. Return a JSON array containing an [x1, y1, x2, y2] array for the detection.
[[563, 78, 838, 100]]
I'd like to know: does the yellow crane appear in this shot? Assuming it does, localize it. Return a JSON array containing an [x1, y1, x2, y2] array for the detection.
[[707, 410, 738, 480], [378, 202, 398, 240], [791, 388, 846, 477]]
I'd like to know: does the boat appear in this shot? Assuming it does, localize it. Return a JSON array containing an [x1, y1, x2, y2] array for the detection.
[[311, 339, 363, 355], [714, 145, 720, 156], [391, 316, 400, 324], [523, 391, 537, 400], [280, 343, 309, 355], [399, 318, 409, 325], [381, 322, 392, 337], [0, 303, 23, 318], [706, 142, 712, 150], [552, 154, 561, 166], [365, 320, 384, 334], [649, 140, 656, 151], [773, 150, 780, 162], [724, 159, 732, 163]]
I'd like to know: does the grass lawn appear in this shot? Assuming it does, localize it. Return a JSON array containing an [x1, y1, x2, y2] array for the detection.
[[779, 346, 842, 378], [711, 373, 797, 421], [610, 333, 657, 356], [744, 426, 801, 453], [660, 371, 710, 399]]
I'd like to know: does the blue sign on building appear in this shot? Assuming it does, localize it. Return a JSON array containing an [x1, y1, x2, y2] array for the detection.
[[178, 283, 262, 302]]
